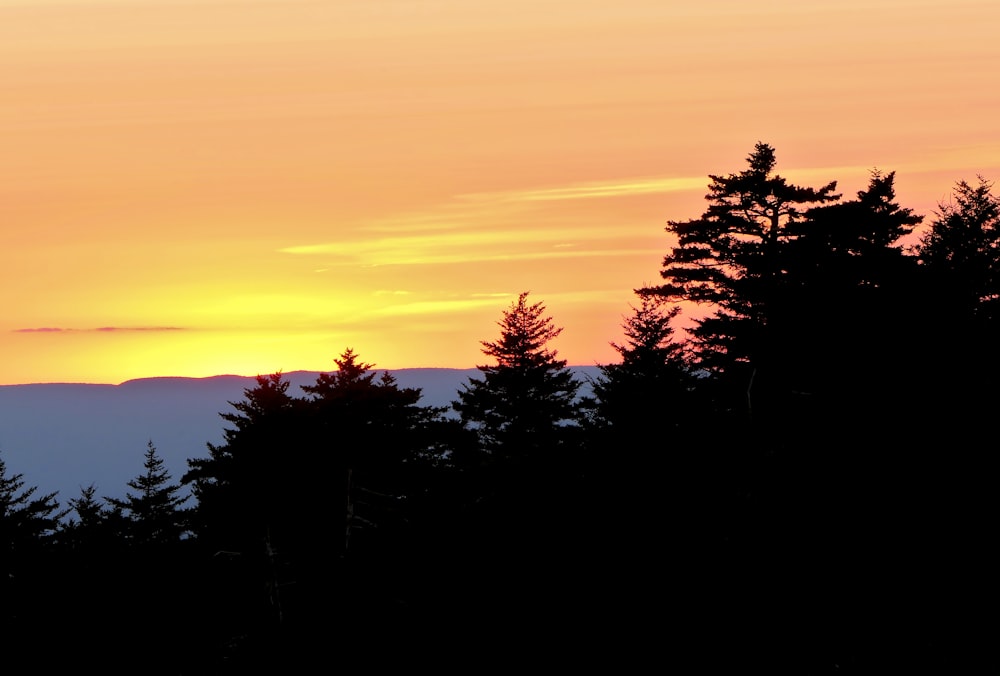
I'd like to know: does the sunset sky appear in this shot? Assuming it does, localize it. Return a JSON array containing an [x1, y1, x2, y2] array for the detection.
[[3, 0, 1000, 385]]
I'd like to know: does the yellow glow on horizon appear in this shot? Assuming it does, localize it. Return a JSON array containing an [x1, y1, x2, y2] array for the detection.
[[4, 0, 1000, 384]]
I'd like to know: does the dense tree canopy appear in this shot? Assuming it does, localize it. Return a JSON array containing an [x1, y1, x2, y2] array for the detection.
[[647, 146, 933, 428], [774, 168, 925, 405], [918, 176, 1000, 324], [652, 142, 840, 377], [183, 371, 299, 551], [180, 349, 451, 657]]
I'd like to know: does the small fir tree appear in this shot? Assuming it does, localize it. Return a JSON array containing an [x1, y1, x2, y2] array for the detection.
[[0, 451, 64, 556], [106, 440, 189, 546], [1, 451, 65, 609], [60, 483, 122, 551], [591, 293, 694, 435]]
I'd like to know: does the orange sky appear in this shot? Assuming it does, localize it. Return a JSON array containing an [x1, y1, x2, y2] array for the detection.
[[3, 0, 1000, 384]]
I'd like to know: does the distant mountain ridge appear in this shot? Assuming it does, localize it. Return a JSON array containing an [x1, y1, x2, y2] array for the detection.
[[0, 366, 601, 507]]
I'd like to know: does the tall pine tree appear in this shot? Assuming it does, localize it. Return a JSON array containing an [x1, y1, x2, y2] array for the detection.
[[450, 293, 588, 629], [649, 142, 840, 415]]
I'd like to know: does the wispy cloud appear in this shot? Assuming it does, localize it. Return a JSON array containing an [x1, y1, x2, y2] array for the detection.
[[278, 173, 692, 267], [458, 176, 708, 203], [280, 221, 656, 266], [281, 237, 651, 266], [95, 326, 186, 332], [14, 326, 186, 333], [453, 163, 940, 205]]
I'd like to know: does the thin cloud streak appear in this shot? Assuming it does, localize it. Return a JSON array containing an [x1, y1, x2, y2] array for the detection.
[[282, 242, 653, 267], [279, 174, 679, 267], [286, 166, 890, 268], [14, 326, 186, 334], [280, 219, 657, 266], [459, 176, 709, 203], [453, 166, 890, 205]]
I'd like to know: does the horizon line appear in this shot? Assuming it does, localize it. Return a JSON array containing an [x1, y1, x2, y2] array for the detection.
[[0, 363, 606, 388]]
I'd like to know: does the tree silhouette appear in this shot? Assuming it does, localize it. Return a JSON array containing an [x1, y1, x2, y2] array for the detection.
[[912, 178, 1000, 587], [300, 348, 444, 557], [183, 371, 299, 551], [789, 169, 921, 288], [183, 353, 452, 661], [453, 291, 583, 460], [581, 294, 703, 629], [106, 440, 189, 547], [182, 371, 302, 645], [640, 150, 960, 668], [297, 348, 453, 639], [60, 483, 124, 552], [67, 483, 104, 529], [648, 142, 840, 405], [774, 168, 924, 405], [918, 176, 1000, 324], [591, 293, 694, 435], [1, 451, 65, 633], [448, 293, 589, 633], [0, 451, 64, 559]]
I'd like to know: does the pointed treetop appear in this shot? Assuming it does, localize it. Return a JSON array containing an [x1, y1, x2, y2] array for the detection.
[[747, 141, 777, 175], [480, 292, 564, 370], [612, 293, 685, 365]]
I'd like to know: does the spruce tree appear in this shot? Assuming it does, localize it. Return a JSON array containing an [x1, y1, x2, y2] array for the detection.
[[915, 177, 1000, 442], [1, 451, 64, 630], [182, 372, 304, 650], [918, 176, 1000, 323], [450, 293, 587, 628], [300, 348, 445, 556], [0, 451, 64, 558], [183, 354, 450, 653], [591, 293, 694, 436], [453, 291, 583, 461], [183, 371, 299, 549], [106, 440, 189, 546], [61, 483, 123, 551], [586, 294, 697, 577], [776, 168, 924, 403]]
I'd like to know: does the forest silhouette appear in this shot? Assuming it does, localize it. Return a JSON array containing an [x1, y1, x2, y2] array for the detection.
[[1, 143, 995, 672]]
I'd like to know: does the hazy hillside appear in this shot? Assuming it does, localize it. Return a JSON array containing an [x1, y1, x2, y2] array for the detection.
[[0, 367, 600, 506]]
